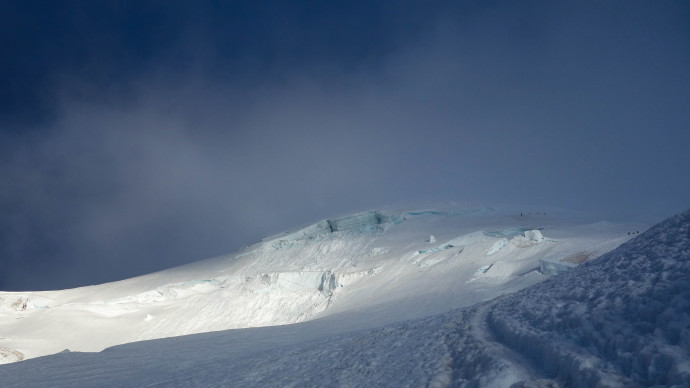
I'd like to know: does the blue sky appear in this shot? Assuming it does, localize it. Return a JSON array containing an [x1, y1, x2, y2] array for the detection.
[[1, 1, 689, 290]]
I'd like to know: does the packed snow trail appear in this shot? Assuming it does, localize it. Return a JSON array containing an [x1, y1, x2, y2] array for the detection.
[[444, 301, 539, 386]]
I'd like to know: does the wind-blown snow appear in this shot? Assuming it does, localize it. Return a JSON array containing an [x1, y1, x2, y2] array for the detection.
[[2, 205, 679, 388]]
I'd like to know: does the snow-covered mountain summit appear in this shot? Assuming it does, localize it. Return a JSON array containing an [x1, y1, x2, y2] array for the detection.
[[0, 206, 633, 363], [2, 205, 675, 387]]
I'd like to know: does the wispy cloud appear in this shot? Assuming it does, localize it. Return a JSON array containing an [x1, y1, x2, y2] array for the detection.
[[1, 2, 688, 290]]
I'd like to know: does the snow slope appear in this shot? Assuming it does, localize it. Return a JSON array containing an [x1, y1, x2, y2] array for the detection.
[[488, 209, 690, 387], [0, 205, 666, 387]]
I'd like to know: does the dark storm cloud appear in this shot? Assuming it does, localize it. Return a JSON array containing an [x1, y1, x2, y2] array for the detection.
[[1, 2, 689, 290]]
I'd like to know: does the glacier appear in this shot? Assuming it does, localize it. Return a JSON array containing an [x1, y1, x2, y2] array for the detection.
[[1, 205, 686, 387]]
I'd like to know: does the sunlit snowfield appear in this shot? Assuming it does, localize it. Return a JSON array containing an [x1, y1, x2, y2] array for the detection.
[[1, 205, 687, 387]]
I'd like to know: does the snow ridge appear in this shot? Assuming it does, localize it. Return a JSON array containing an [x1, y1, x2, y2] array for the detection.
[[488, 209, 690, 387]]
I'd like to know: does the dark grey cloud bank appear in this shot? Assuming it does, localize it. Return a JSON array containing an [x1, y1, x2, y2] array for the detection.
[[1, 2, 689, 290]]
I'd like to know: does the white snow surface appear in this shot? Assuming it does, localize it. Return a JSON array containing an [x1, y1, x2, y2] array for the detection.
[[489, 209, 690, 387], [0, 205, 678, 387]]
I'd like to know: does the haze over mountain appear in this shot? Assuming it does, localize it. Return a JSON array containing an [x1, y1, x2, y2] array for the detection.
[[2, 3, 688, 385], [2, 2, 689, 291]]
